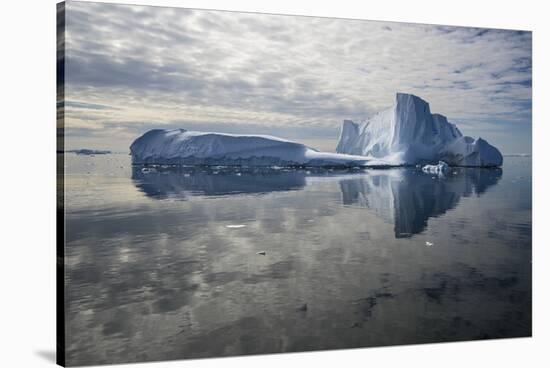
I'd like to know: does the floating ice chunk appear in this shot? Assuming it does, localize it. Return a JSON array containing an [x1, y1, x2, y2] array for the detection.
[[141, 167, 157, 174], [422, 161, 450, 175], [426, 241, 434, 247]]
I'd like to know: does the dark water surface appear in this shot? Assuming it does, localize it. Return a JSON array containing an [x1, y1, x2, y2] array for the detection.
[[63, 154, 531, 366]]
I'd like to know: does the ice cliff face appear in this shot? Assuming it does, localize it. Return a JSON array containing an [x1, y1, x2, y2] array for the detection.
[[336, 93, 503, 167], [130, 129, 384, 167]]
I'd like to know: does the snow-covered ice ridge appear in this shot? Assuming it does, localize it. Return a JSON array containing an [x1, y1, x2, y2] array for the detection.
[[130, 129, 390, 167], [336, 93, 503, 167]]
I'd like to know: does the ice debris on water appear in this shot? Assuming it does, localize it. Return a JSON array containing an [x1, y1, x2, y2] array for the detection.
[[141, 167, 157, 174], [426, 241, 434, 247], [422, 161, 450, 176], [226, 224, 246, 229]]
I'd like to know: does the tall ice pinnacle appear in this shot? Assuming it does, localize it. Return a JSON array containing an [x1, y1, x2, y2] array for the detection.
[[335, 93, 503, 167]]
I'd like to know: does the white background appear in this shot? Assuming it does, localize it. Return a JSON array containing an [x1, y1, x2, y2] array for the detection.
[[0, 0, 548, 367]]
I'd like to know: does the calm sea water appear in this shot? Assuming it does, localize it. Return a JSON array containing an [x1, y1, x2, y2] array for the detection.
[[63, 154, 532, 366]]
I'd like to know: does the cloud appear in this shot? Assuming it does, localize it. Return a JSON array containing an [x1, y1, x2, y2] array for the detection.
[[63, 2, 532, 152]]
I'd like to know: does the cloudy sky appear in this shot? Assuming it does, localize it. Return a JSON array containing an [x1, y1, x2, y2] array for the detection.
[[61, 1, 532, 153]]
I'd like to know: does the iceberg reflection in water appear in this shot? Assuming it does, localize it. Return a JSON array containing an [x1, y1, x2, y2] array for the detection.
[[339, 168, 502, 237], [131, 166, 309, 198], [132, 165, 502, 238]]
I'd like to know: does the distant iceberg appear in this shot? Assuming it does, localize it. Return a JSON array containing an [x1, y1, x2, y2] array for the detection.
[[130, 129, 390, 167], [68, 149, 111, 155], [336, 93, 503, 167]]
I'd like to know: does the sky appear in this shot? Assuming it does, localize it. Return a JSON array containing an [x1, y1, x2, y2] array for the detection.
[[61, 1, 532, 154]]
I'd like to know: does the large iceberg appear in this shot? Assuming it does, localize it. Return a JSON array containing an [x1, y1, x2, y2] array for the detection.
[[336, 93, 503, 167], [130, 93, 502, 168], [130, 129, 389, 167]]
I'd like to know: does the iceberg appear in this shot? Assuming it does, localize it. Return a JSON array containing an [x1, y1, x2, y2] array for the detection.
[[336, 93, 503, 167], [130, 129, 390, 167], [68, 149, 111, 155], [130, 93, 502, 168]]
